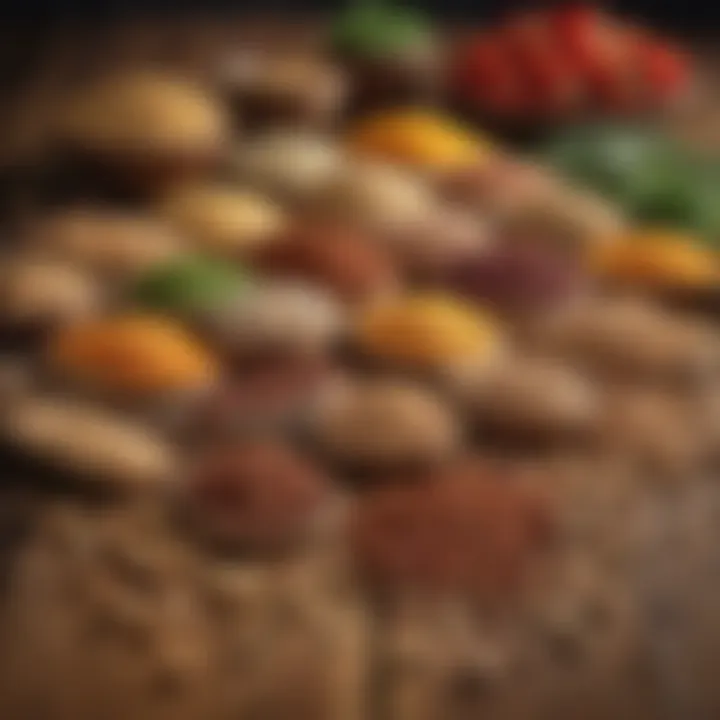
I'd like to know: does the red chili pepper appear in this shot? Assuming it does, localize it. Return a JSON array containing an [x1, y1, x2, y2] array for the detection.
[[452, 5, 688, 120], [639, 40, 690, 104], [503, 10, 554, 56], [451, 34, 528, 116], [551, 4, 606, 64], [570, 19, 643, 113], [523, 44, 586, 116]]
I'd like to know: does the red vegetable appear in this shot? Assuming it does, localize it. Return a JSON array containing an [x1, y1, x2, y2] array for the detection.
[[570, 20, 641, 112], [502, 12, 582, 115], [525, 46, 585, 116], [639, 39, 690, 103], [503, 10, 554, 57], [450, 4, 691, 121], [551, 4, 606, 66], [452, 34, 528, 115]]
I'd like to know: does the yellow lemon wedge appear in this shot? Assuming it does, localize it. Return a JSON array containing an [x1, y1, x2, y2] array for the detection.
[[356, 294, 500, 366], [348, 110, 491, 172]]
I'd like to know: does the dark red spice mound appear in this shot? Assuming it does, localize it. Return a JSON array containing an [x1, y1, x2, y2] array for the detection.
[[187, 440, 330, 551], [252, 221, 397, 303], [181, 354, 331, 442], [351, 463, 554, 601], [445, 244, 583, 317]]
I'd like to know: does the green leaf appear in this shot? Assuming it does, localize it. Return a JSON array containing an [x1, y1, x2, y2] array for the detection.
[[684, 164, 720, 243], [543, 126, 720, 243], [132, 257, 249, 316], [543, 124, 685, 211], [331, 2, 435, 58]]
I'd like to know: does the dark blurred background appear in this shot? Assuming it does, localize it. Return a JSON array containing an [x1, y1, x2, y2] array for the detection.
[[5, 0, 720, 30]]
